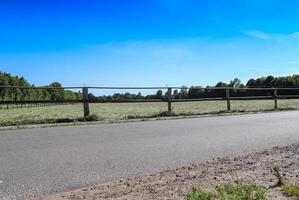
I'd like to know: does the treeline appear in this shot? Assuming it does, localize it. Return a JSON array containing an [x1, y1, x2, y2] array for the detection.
[[1, 71, 299, 101], [0, 72, 82, 101], [174, 75, 299, 99], [88, 75, 299, 100]]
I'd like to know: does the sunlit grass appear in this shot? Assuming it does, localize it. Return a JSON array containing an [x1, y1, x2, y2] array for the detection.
[[1, 99, 299, 126], [186, 181, 268, 200]]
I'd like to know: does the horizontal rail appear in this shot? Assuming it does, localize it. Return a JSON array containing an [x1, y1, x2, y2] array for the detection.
[[0, 86, 82, 89], [0, 100, 83, 104], [2, 86, 299, 90], [87, 86, 182, 90], [2, 94, 299, 105]]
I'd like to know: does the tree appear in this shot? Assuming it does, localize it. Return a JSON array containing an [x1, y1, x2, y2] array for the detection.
[[215, 82, 228, 87], [180, 86, 188, 99], [229, 78, 242, 88], [156, 90, 163, 99], [48, 82, 64, 101], [0, 73, 8, 100], [173, 89, 179, 99]]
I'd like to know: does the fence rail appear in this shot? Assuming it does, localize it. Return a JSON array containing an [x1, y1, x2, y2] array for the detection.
[[1, 86, 299, 118]]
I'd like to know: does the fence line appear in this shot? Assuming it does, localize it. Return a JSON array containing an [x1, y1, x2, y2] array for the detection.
[[1, 86, 299, 119]]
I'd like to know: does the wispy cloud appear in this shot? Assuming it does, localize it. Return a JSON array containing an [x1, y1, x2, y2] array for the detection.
[[244, 31, 272, 40], [290, 32, 299, 39], [243, 30, 299, 44], [286, 60, 299, 65], [84, 39, 200, 60]]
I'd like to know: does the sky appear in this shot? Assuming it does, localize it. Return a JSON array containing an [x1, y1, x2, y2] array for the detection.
[[1, 0, 299, 88]]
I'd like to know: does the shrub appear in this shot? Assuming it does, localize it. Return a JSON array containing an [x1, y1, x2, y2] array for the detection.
[[85, 114, 100, 121], [55, 118, 75, 123], [78, 114, 101, 122]]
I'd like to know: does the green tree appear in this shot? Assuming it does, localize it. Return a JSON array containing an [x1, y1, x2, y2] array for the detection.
[[156, 90, 163, 99], [48, 82, 64, 101]]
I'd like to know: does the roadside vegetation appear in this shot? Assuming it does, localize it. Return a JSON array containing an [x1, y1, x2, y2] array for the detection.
[[186, 181, 267, 200], [186, 166, 299, 200], [273, 166, 299, 199], [0, 100, 299, 127]]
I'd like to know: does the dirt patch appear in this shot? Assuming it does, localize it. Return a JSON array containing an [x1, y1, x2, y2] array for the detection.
[[33, 144, 299, 200]]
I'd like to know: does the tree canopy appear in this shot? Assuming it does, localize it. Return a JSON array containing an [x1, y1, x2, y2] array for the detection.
[[1, 72, 299, 101]]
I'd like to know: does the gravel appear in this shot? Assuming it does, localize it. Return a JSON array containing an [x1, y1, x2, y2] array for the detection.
[[34, 144, 299, 200]]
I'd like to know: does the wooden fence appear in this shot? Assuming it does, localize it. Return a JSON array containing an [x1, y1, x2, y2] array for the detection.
[[1, 86, 299, 118]]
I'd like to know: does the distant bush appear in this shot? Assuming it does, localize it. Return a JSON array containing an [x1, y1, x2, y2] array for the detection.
[[55, 118, 75, 123], [78, 114, 101, 122]]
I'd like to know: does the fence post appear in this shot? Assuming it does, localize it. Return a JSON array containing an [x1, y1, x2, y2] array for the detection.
[[226, 88, 231, 112], [14, 88, 18, 108], [167, 87, 172, 113], [274, 88, 278, 109], [82, 87, 90, 118]]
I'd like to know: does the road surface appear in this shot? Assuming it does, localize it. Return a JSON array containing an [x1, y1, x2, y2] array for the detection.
[[1, 111, 299, 200]]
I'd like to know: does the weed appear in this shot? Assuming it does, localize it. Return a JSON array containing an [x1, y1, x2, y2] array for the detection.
[[273, 166, 284, 186], [186, 187, 214, 200], [186, 181, 267, 200], [282, 183, 299, 199], [273, 166, 299, 199]]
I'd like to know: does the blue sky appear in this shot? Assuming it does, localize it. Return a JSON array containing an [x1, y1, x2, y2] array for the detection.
[[1, 0, 299, 88]]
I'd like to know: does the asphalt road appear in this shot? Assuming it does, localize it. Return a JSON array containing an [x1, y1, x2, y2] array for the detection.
[[1, 111, 299, 200]]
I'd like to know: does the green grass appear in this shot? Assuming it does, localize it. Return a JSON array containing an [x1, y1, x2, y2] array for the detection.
[[1, 99, 299, 126], [186, 181, 268, 200], [282, 183, 299, 199]]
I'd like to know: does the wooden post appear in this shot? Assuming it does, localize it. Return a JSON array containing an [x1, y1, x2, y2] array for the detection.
[[274, 88, 278, 109], [82, 87, 90, 118], [167, 88, 172, 113], [14, 88, 18, 108], [226, 88, 231, 112]]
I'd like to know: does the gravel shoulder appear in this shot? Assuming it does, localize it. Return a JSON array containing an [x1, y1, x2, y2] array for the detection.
[[33, 144, 299, 200]]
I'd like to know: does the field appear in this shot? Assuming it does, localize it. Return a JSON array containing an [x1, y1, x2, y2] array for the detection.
[[1, 99, 299, 126]]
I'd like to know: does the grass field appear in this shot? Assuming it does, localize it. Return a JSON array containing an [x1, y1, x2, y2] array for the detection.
[[1, 99, 299, 126]]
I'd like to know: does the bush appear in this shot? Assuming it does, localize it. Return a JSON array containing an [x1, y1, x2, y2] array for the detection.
[[186, 181, 267, 200], [78, 114, 101, 122], [55, 118, 75, 123], [85, 114, 100, 121]]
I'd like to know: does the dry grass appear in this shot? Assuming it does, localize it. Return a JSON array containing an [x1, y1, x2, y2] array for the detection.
[[1, 99, 299, 126]]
